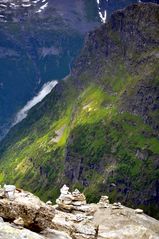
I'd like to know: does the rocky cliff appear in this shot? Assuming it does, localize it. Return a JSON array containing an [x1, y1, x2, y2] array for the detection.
[[0, 184, 158, 239], [0, 2, 159, 220]]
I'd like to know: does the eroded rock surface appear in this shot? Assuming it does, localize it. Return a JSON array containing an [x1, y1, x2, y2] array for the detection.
[[53, 185, 159, 239], [0, 186, 55, 231], [0, 185, 159, 239]]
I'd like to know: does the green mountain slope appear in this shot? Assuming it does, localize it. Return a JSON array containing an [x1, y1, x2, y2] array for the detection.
[[0, 3, 159, 218]]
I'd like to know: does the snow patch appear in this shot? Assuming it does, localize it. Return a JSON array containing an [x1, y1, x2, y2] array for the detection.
[[36, 1, 48, 13], [99, 10, 107, 23], [96, 0, 107, 23]]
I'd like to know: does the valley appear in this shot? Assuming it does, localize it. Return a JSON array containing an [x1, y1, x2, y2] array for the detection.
[[0, 2, 158, 220]]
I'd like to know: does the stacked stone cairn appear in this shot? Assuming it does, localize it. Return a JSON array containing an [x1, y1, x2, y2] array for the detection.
[[56, 185, 87, 212], [97, 196, 110, 208], [97, 195, 124, 210], [112, 202, 124, 209]]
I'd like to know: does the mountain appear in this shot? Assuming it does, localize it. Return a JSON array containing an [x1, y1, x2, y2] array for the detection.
[[0, 0, 158, 140], [0, 2, 159, 220], [0, 0, 100, 139], [97, 0, 159, 19]]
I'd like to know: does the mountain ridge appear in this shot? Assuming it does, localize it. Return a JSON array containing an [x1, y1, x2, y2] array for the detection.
[[0, 0, 158, 139], [0, 2, 159, 219]]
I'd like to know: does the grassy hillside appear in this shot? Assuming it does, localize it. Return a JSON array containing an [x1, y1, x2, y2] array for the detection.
[[0, 3, 159, 219]]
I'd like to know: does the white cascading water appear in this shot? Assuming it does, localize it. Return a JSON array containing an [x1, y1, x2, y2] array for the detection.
[[12, 80, 58, 126], [96, 0, 107, 23]]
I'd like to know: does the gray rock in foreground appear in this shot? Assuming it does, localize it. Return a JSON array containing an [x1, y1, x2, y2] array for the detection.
[[0, 185, 158, 239], [0, 187, 55, 231]]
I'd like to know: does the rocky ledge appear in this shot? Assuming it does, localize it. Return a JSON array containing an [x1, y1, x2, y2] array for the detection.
[[0, 184, 158, 239]]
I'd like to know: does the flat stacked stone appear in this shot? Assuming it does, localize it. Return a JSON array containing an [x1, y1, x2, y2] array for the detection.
[[72, 189, 86, 206], [112, 202, 123, 209]]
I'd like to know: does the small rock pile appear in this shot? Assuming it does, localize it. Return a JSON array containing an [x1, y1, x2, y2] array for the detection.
[[54, 185, 98, 239], [56, 185, 87, 212], [112, 202, 124, 209], [98, 196, 109, 208]]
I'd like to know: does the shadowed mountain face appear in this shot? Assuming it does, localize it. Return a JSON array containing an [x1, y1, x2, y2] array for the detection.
[[0, 3, 159, 219], [0, 0, 158, 139], [0, 0, 100, 139], [98, 0, 159, 18]]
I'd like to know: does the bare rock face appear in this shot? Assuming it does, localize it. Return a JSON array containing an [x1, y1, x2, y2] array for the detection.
[[53, 186, 159, 239], [0, 185, 55, 231], [0, 220, 45, 239], [0, 184, 159, 239], [0, 219, 71, 239]]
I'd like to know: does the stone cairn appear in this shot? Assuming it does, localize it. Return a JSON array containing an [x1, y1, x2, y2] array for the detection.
[[97, 196, 110, 208], [56, 185, 87, 212], [97, 195, 125, 210], [112, 202, 124, 209]]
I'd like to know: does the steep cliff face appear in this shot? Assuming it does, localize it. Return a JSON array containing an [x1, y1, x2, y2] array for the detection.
[[0, 0, 100, 139], [66, 3, 159, 215], [0, 3, 159, 219], [72, 2, 159, 128], [0, 0, 158, 139]]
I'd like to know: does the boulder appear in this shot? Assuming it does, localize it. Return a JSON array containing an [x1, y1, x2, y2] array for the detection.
[[72, 189, 86, 203], [60, 185, 70, 195], [52, 210, 75, 234], [0, 220, 45, 239], [0, 185, 55, 231], [72, 205, 96, 215], [4, 185, 16, 200], [135, 209, 144, 214]]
